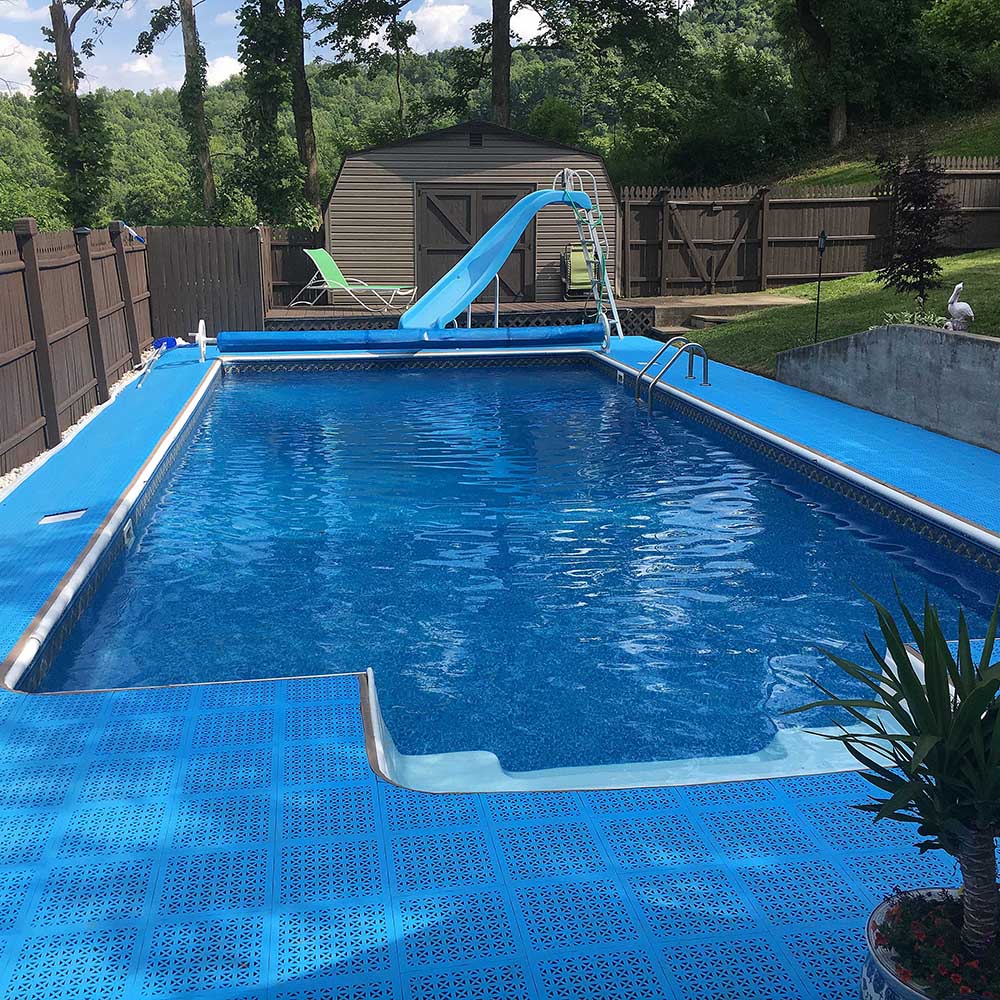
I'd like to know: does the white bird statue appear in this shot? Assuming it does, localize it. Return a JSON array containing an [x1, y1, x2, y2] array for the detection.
[[947, 282, 974, 331]]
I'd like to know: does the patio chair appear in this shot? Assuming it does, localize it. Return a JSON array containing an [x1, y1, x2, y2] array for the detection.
[[290, 248, 418, 312], [562, 243, 596, 299]]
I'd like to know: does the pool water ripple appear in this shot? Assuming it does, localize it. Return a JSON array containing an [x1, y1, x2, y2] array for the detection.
[[43, 364, 996, 771]]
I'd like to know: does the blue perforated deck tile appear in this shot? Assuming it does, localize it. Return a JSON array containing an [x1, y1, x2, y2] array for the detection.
[[606, 336, 1000, 539], [0, 674, 957, 1000]]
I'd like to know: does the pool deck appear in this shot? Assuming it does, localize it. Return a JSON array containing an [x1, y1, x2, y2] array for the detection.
[[0, 338, 994, 999]]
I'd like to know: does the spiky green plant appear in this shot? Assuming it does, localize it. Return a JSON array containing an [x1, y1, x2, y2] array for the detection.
[[792, 591, 1000, 955]]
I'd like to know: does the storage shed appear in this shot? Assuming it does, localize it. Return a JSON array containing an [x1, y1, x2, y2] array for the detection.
[[323, 121, 619, 304]]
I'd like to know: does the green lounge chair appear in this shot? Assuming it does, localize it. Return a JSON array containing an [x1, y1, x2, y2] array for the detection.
[[562, 243, 596, 299], [290, 248, 418, 312]]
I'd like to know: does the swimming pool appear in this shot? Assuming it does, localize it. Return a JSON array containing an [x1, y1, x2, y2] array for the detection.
[[37, 359, 997, 777]]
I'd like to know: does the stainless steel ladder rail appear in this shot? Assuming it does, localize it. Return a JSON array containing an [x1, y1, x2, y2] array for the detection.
[[634, 336, 691, 403], [634, 339, 710, 411]]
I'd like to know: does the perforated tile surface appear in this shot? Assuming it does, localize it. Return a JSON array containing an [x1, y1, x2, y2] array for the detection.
[[0, 677, 954, 999]]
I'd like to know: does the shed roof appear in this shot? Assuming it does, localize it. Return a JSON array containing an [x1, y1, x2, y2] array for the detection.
[[326, 119, 616, 216], [342, 119, 609, 161]]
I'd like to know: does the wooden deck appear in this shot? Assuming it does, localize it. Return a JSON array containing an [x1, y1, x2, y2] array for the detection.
[[266, 292, 808, 327]]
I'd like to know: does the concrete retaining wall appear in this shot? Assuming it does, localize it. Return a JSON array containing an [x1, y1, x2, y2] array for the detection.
[[775, 324, 1000, 453]]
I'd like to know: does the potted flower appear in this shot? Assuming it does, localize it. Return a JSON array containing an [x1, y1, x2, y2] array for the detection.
[[792, 591, 1000, 999]]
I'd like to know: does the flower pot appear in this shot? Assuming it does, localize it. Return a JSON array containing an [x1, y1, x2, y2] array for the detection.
[[862, 889, 960, 1000]]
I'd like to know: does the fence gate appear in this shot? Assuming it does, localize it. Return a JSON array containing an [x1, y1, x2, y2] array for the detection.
[[662, 188, 765, 295]]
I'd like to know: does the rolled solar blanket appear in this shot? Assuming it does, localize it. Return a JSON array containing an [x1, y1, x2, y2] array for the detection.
[[216, 324, 605, 353]]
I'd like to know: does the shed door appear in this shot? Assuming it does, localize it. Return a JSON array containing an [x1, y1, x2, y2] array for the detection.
[[416, 184, 536, 302]]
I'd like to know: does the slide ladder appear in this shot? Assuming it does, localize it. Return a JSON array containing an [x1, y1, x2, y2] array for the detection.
[[553, 167, 624, 341]]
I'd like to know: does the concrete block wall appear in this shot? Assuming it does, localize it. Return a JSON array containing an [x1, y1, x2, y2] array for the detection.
[[775, 324, 1000, 454]]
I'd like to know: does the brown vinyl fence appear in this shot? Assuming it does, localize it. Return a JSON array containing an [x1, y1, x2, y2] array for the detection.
[[263, 227, 324, 308], [0, 219, 150, 475], [621, 157, 1000, 297], [146, 226, 266, 339]]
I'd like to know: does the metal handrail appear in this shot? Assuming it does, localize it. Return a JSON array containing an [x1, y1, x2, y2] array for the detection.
[[645, 342, 710, 412], [634, 336, 691, 403]]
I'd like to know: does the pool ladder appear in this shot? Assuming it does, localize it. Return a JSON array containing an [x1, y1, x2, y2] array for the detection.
[[634, 336, 710, 412]]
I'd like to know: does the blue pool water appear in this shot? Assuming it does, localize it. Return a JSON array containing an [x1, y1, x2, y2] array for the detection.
[[43, 362, 997, 771]]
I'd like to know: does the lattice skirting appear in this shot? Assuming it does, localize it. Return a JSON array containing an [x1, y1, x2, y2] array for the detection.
[[264, 307, 655, 338]]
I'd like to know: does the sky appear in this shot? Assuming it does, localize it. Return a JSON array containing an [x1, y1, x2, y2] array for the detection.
[[0, 0, 542, 95]]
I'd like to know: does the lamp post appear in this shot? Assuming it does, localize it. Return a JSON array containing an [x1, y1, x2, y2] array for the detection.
[[814, 229, 827, 344]]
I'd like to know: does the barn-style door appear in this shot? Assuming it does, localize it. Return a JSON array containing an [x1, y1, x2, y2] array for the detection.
[[415, 184, 536, 302]]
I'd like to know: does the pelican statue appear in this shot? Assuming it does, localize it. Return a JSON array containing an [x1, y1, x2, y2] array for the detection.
[[947, 282, 974, 331]]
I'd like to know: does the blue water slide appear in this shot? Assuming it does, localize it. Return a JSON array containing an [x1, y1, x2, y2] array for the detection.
[[398, 188, 592, 331]]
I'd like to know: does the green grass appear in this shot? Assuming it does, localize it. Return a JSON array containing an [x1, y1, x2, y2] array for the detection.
[[778, 105, 1000, 190], [694, 248, 1000, 377]]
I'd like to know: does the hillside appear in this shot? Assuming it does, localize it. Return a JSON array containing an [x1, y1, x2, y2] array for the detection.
[[693, 249, 1000, 377], [777, 105, 1000, 189]]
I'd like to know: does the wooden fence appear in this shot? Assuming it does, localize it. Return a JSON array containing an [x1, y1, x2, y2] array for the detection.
[[621, 157, 1000, 296], [0, 218, 150, 475], [146, 226, 267, 340], [263, 227, 324, 309]]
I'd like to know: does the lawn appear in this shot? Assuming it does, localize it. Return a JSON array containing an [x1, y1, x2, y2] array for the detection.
[[694, 248, 1000, 377], [778, 105, 1000, 190]]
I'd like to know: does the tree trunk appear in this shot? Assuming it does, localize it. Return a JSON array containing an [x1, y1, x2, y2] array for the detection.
[[285, 0, 321, 215], [490, 0, 511, 127], [828, 97, 847, 148], [958, 828, 998, 954], [395, 42, 404, 126], [49, 1, 80, 139], [177, 0, 218, 220]]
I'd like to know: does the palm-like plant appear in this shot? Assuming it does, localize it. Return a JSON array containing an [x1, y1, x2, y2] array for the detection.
[[793, 591, 1000, 955]]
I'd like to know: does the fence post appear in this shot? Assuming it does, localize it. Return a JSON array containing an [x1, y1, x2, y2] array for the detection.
[[621, 194, 631, 298], [758, 186, 771, 291], [109, 221, 142, 365], [74, 227, 111, 403], [13, 218, 61, 448], [659, 195, 669, 295]]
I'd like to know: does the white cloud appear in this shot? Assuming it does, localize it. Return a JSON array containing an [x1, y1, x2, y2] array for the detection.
[[82, 51, 183, 91], [213, 9, 237, 27], [0, 32, 41, 93], [0, 0, 47, 24], [510, 5, 542, 43], [405, 0, 477, 53], [206, 54, 241, 84]]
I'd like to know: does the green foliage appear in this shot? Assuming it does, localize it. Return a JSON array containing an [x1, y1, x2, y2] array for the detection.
[[28, 52, 112, 227], [920, 0, 1000, 52], [237, 0, 312, 225], [525, 97, 581, 145], [877, 146, 961, 301], [792, 591, 1000, 856], [0, 95, 69, 230], [790, 590, 1000, 951]]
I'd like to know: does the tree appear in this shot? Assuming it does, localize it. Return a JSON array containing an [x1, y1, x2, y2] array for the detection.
[[775, 0, 925, 148], [876, 145, 961, 303], [491, 0, 511, 125], [314, 0, 416, 127], [29, 0, 118, 226], [237, 0, 308, 223], [136, 0, 219, 221], [285, 0, 322, 215]]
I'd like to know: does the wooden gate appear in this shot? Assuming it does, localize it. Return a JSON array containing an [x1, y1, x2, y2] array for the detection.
[[666, 191, 763, 294], [416, 184, 535, 302]]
